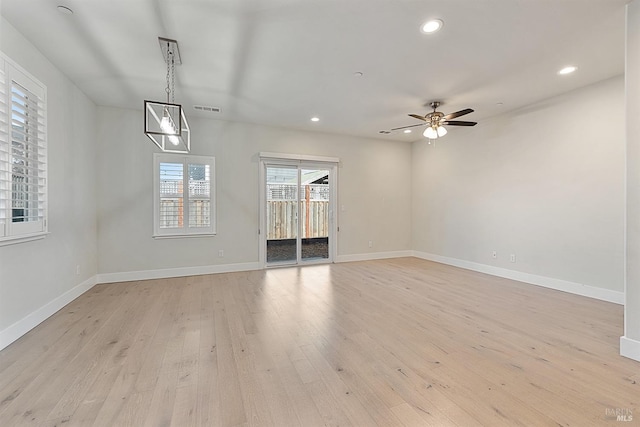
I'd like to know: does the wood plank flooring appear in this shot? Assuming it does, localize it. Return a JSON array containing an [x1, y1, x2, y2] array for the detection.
[[0, 257, 638, 426]]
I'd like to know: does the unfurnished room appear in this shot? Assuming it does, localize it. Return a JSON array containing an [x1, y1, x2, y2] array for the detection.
[[0, 0, 639, 426]]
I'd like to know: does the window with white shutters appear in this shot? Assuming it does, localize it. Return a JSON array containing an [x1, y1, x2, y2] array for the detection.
[[0, 53, 47, 245], [153, 153, 215, 237]]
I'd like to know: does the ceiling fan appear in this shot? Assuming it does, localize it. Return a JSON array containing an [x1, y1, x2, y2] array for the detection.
[[390, 101, 477, 138]]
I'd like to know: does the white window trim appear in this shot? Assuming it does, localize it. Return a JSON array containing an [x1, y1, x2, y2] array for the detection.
[[0, 52, 48, 246], [153, 153, 216, 238], [259, 152, 339, 164]]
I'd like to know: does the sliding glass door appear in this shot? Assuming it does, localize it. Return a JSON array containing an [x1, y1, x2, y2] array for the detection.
[[299, 168, 330, 261], [262, 161, 335, 266], [265, 165, 298, 264]]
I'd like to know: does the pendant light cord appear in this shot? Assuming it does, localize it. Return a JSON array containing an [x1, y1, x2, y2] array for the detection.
[[165, 42, 172, 104], [171, 53, 175, 104]]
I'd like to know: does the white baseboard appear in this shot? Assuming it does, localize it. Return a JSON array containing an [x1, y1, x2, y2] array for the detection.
[[620, 336, 640, 362], [335, 250, 414, 263], [0, 275, 98, 351], [96, 261, 262, 284], [412, 251, 624, 305]]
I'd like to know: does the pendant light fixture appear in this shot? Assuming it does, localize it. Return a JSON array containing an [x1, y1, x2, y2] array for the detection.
[[144, 37, 190, 153]]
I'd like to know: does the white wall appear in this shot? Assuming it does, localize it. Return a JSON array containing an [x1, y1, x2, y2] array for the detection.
[[412, 76, 625, 296], [96, 107, 412, 278], [0, 18, 98, 347]]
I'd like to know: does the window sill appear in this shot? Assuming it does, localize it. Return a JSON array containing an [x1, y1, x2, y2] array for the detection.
[[0, 232, 49, 247], [152, 233, 216, 240]]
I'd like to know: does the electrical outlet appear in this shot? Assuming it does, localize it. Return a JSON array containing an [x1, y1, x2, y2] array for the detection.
[[368, 240, 373, 248], [218, 250, 224, 257], [510, 254, 516, 263], [76, 265, 80, 275], [492, 251, 497, 259]]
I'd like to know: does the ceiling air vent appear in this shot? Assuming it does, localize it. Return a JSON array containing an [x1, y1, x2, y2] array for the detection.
[[194, 105, 221, 113]]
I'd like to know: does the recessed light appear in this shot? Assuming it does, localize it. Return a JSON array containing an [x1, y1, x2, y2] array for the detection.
[[421, 19, 443, 34], [558, 66, 577, 75], [57, 5, 74, 14], [310, 117, 320, 122], [404, 129, 412, 134]]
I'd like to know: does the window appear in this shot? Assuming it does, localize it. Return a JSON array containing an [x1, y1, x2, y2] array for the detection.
[[0, 53, 47, 244], [153, 153, 215, 237]]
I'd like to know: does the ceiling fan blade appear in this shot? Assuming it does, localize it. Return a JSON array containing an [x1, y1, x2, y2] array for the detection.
[[443, 120, 477, 126], [443, 108, 474, 120], [390, 123, 427, 131], [408, 114, 427, 122]]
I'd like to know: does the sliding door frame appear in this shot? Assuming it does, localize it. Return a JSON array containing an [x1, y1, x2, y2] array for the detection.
[[259, 152, 338, 268]]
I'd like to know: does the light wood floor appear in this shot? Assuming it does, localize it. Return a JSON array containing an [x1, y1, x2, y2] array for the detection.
[[0, 258, 638, 426]]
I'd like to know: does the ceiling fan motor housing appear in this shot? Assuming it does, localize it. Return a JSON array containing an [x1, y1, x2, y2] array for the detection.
[[431, 112, 444, 126]]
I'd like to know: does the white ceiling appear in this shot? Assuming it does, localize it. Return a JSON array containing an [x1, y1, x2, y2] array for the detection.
[[0, 0, 629, 142]]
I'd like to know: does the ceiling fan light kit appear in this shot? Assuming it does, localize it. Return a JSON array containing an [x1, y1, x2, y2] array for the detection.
[[423, 126, 438, 139], [144, 37, 191, 153]]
